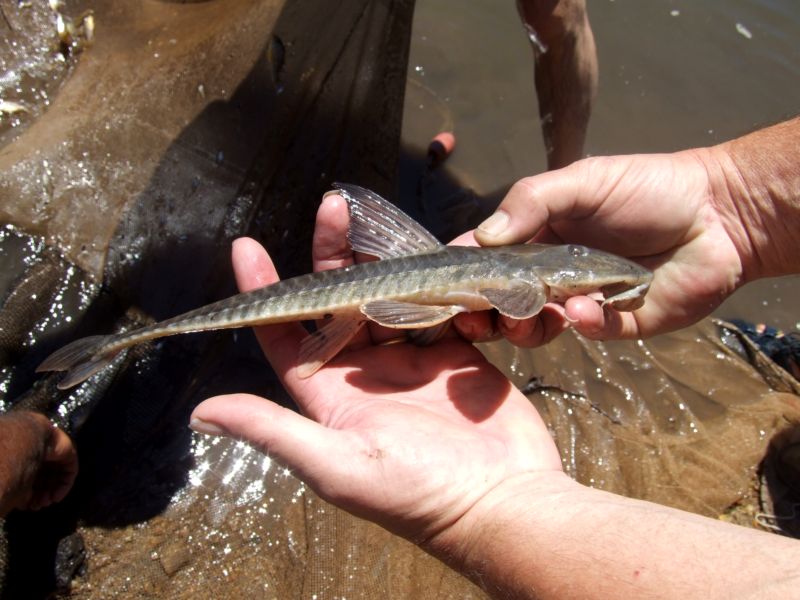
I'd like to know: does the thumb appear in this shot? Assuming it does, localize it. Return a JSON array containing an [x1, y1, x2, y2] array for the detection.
[[474, 163, 590, 246], [190, 394, 353, 495]]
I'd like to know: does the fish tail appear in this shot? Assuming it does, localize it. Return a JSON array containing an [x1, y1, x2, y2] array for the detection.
[[36, 334, 120, 389]]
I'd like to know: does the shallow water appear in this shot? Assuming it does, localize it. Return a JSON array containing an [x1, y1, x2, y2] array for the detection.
[[401, 0, 800, 331]]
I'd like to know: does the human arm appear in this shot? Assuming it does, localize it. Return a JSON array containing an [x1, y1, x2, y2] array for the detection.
[[454, 117, 800, 347], [0, 411, 78, 516], [516, 0, 598, 169], [433, 471, 800, 599], [189, 199, 800, 598]]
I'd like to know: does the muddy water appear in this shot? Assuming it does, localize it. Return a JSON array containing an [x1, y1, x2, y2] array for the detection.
[[401, 0, 800, 331]]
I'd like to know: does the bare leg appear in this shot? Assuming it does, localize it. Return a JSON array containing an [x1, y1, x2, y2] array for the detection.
[[517, 0, 598, 170]]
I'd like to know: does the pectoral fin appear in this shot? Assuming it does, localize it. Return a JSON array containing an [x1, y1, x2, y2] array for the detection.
[[480, 280, 547, 319], [297, 314, 365, 378], [361, 300, 461, 328]]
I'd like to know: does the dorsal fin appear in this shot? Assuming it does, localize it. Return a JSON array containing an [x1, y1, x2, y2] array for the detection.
[[335, 183, 443, 259]]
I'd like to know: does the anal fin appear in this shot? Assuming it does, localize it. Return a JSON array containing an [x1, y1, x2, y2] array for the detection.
[[297, 314, 365, 378]]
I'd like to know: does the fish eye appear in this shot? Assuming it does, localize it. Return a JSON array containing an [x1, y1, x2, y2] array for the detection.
[[567, 245, 586, 257]]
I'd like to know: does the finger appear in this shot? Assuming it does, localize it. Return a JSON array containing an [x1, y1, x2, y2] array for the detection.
[[23, 425, 78, 510], [313, 192, 376, 267], [563, 296, 642, 340], [191, 394, 356, 499], [44, 427, 78, 503], [473, 164, 596, 246], [313, 193, 355, 270], [312, 193, 375, 348], [231, 238, 306, 378], [453, 311, 499, 343], [448, 229, 479, 247], [497, 305, 571, 347], [232, 237, 281, 293], [45, 426, 77, 467]]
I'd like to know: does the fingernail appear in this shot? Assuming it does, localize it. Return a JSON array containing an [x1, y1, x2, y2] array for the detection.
[[477, 210, 509, 237], [477, 325, 501, 343], [322, 189, 341, 200], [189, 418, 228, 437], [502, 318, 520, 332], [563, 313, 579, 325]]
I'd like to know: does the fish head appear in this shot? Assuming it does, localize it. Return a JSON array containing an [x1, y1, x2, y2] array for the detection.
[[500, 244, 653, 311]]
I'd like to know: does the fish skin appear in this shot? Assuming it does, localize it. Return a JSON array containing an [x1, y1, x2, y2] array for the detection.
[[37, 187, 653, 389]]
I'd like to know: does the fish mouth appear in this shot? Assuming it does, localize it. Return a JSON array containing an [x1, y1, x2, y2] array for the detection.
[[601, 281, 651, 311]]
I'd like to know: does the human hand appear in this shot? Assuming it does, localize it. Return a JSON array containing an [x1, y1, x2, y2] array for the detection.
[[0, 411, 78, 516], [190, 194, 564, 544], [453, 149, 744, 346]]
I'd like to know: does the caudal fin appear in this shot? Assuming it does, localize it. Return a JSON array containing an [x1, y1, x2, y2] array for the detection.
[[37, 335, 120, 389]]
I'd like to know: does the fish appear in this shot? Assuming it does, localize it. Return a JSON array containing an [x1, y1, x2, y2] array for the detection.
[[37, 183, 653, 389]]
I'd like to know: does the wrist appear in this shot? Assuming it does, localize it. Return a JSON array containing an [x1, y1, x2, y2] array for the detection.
[[422, 470, 581, 592], [701, 118, 800, 281], [691, 144, 764, 285]]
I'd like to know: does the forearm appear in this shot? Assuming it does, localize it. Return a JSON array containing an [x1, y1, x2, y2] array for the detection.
[[429, 472, 800, 599], [704, 116, 800, 282]]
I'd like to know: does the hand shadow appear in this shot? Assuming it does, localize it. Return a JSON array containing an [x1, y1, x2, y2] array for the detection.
[[338, 338, 511, 423]]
